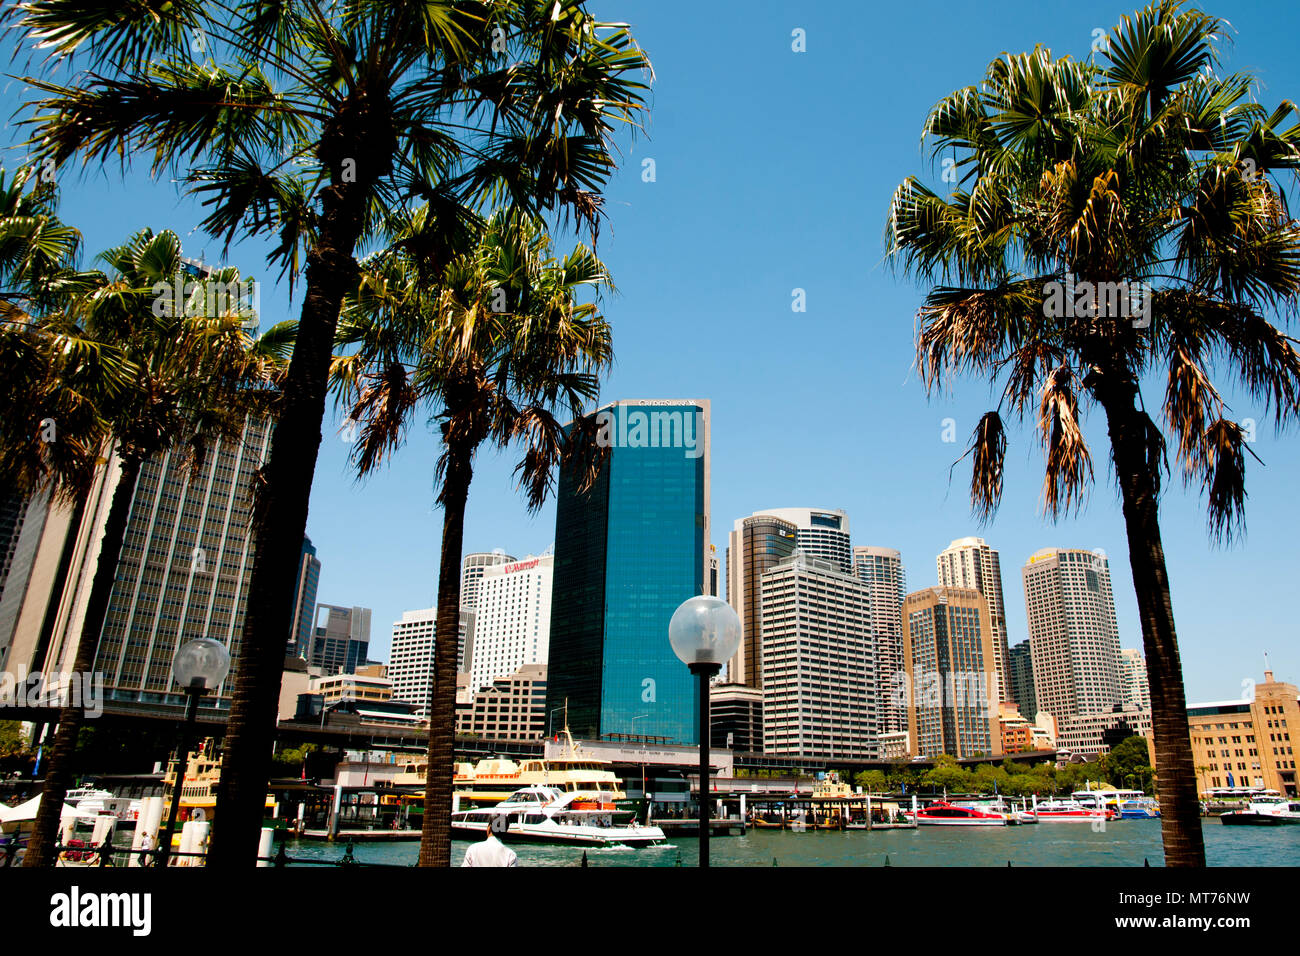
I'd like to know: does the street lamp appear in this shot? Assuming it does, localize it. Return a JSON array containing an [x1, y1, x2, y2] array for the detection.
[[669, 595, 740, 868], [158, 638, 230, 866]]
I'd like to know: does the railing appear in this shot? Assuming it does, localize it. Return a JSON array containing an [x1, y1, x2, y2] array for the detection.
[[0, 839, 415, 868]]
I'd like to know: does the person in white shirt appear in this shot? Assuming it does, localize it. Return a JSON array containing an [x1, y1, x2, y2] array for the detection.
[[461, 818, 517, 866]]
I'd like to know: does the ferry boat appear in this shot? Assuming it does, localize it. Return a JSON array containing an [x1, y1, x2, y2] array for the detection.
[[1219, 795, 1300, 825], [1118, 797, 1161, 819], [1067, 787, 1160, 820], [390, 729, 627, 809], [64, 787, 141, 826], [451, 786, 666, 847], [162, 743, 277, 826], [1032, 798, 1114, 822], [811, 773, 853, 800], [954, 796, 1036, 824], [915, 801, 1009, 826]]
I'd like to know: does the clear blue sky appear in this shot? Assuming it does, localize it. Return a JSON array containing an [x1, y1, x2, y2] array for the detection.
[[5, 0, 1297, 702]]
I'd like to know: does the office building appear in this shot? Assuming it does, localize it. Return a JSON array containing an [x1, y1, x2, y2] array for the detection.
[[1189, 668, 1299, 796], [546, 399, 711, 744], [752, 507, 852, 573], [937, 537, 1011, 703], [310, 604, 372, 675], [1022, 548, 1123, 719], [902, 586, 1000, 759], [389, 608, 437, 718], [1008, 640, 1037, 721], [724, 513, 797, 690], [0, 491, 50, 667], [461, 551, 515, 612], [457, 610, 475, 673], [760, 551, 877, 759], [1054, 708, 1153, 759], [1119, 648, 1151, 711], [311, 667, 393, 707], [289, 535, 321, 656], [6, 417, 275, 712], [469, 554, 553, 692], [456, 663, 548, 740], [711, 682, 764, 752], [853, 545, 906, 734]]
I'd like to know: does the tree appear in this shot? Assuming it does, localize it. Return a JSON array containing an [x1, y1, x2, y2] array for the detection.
[[335, 209, 612, 865], [1106, 735, 1156, 791], [0, 166, 82, 321], [13, 0, 649, 866], [855, 770, 888, 792], [922, 755, 970, 793], [1, 228, 288, 866], [885, 0, 1300, 865]]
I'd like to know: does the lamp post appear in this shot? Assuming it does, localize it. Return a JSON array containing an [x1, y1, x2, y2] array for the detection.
[[669, 595, 740, 868], [158, 638, 230, 867]]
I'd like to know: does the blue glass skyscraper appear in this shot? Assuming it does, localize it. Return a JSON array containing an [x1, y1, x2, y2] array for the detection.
[[547, 399, 710, 744]]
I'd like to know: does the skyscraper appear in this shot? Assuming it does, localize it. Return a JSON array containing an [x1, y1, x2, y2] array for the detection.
[[761, 551, 877, 759], [288, 535, 321, 656], [460, 551, 515, 612], [546, 399, 710, 744], [1022, 548, 1123, 719], [937, 537, 1011, 703], [1008, 640, 1037, 719], [724, 513, 797, 689], [469, 554, 553, 692], [389, 608, 437, 720], [902, 586, 1000, 758], [853, 545, 906, 734], [310, 604, 372, 675], [40, 416, 273, 713], [1119, 647, 1151, 711], [752, 507, 852, 573]]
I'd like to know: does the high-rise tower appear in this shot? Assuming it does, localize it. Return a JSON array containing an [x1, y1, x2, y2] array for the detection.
[[853, 545, 906, 734], [546, 399, 710, 744], [1022, 548, 1123, 719], [725, 513, 797, 689], [937, 537, 1012, 703]]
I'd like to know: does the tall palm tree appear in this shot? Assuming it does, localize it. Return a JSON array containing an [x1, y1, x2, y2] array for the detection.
[[885, 0, 1300, 866], [11, 0, 648, 863], [334, 208, 612, 865], [0, 228, 290, 866]]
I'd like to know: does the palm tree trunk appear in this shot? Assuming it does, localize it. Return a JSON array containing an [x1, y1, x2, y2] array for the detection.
[[209, 111, 392, 865], [417, 441, 473, 866], [23, 451, 142, 867], [1098, 384, 1206, 867]]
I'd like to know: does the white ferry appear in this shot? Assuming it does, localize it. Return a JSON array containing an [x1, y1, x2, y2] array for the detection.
[[391, 729, 627, 808], [451, 786, 666, 847]]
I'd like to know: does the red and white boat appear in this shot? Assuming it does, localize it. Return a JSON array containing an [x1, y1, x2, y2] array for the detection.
[[915, 801, 1009, 826], [1031, 798, 1115, 822]]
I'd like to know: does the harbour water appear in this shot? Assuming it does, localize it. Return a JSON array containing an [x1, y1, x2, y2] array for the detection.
[[283, 820, 1300, 867]]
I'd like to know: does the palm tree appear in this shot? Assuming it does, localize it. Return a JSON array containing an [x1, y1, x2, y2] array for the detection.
[[333, 208, 612, 865], [885, 0, 1300, 866], [0, 166, 83, 321], [11, 0, 648, 864], [0, 228, 290, 866]]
